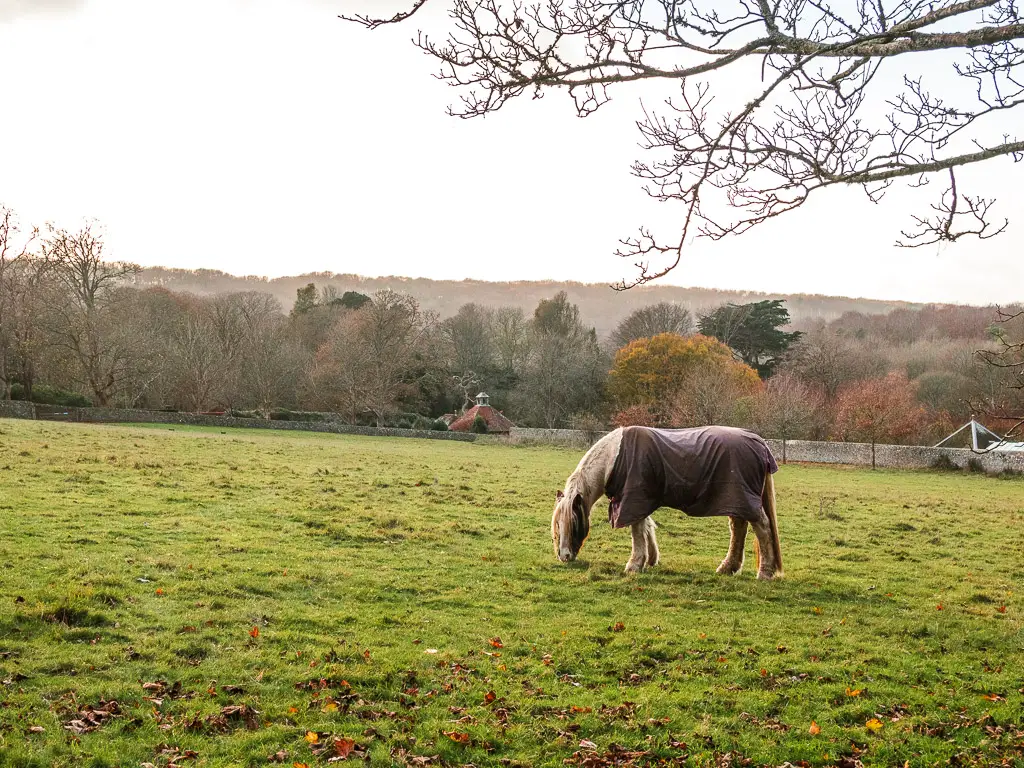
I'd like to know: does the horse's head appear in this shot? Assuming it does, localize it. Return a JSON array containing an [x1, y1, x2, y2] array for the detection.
[[552, 488, 590, 562]]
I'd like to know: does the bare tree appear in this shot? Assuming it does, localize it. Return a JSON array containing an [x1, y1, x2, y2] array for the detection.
[[516, 293, 606, 427], [750, 372, 822, 462], [490, 305, 528, 374], [40, 223, 142, 405], [158, 294, 227, 411], [669, 360, 760, 427], [975, 307, 1024, 437], [609, 302, 692, 349], [233, 292, 301, 415], [0, 206, 38, 398], [783, 323, 886, 399], [443, 303, 496, 374], [312, 289, 435, 425], [452, 369, 480, 413], [1, 254, 53, 401], [347, 1, 1023, 285]]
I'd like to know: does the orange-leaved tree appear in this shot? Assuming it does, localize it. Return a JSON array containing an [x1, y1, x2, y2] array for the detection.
[[833, 372, 926, 468], [608, 333, 760, 426]]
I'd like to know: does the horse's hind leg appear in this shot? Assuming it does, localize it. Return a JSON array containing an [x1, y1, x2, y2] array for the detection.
[[750, 511, 779, 580], [717, 517, 747, 575], [625, 521, 650, 573], [644, 518, 659, 568]]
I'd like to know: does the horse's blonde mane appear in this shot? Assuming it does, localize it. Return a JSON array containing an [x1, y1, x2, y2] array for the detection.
[[562, 427, 624, 511]]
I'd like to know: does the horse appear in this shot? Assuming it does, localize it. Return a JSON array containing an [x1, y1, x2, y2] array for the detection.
[[551, 425, 783, 579]]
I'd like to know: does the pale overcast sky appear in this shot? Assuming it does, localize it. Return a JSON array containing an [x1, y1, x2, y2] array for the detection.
[[0, 0, 1020, 304]]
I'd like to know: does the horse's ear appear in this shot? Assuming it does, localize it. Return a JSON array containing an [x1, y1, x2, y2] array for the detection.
[[556, 490, 564, 500]]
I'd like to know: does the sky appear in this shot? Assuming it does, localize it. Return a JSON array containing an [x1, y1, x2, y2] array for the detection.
[[0, 0, 1020, 304]]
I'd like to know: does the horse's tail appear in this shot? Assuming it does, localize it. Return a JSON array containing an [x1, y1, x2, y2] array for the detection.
[[755, 472, 783, 578]]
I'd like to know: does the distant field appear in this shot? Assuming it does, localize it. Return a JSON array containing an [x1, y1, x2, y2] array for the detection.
[[0, 420, 1022, 768]]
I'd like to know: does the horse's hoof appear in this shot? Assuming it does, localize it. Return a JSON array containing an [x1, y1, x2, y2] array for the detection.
[[624, 562, 645, 574], [717, 561, 741, 575], [756, 571, 775, 581]]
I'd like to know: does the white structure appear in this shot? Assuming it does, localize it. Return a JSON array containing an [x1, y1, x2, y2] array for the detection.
[[934, 419, 1024, 453]]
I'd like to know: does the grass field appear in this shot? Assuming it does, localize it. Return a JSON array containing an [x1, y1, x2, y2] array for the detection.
[[0, 419, 1022, 768]]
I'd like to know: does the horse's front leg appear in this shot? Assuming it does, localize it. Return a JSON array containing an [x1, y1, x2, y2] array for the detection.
[[716, 517, 747, 575], [625, 521, 650, 573]]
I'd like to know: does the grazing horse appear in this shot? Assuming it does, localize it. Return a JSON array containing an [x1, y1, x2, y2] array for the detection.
[[551, 425, 783, 579]]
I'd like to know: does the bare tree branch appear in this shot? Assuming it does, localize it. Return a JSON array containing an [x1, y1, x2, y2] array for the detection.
[[344, 0, 1024, 285]]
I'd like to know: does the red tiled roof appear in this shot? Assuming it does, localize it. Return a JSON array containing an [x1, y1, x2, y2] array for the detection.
[[448, 404, 516, 433]]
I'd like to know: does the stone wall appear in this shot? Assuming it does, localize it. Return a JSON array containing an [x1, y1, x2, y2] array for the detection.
[[1, 405, 476, 442], [4, 404, 1023, 471], [0, 400, 34, 419], [507, 427, 1024, 473], [767, 438, 1024, 473]]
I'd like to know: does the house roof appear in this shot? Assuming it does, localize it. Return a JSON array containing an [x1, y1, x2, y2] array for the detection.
[[448, 404, 516, 434]]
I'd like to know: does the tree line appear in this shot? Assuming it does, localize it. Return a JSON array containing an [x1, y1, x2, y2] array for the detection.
[[2, 209, 1021, 443]]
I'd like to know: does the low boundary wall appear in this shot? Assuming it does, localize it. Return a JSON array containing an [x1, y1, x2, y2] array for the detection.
[[507, 427, 1024, 474], [1, 404, 476, 443], [765, 438, 1024, 474], [4, 404, 1024, 471]]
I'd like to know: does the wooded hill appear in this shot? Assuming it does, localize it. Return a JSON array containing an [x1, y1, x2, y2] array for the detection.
[[133, 267, 923, 337]]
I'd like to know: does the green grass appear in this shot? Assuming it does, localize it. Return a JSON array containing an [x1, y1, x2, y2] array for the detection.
[[0, 419, 1022, 768]]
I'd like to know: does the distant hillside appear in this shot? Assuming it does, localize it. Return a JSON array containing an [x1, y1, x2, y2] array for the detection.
[[134, 267, 926, 337]]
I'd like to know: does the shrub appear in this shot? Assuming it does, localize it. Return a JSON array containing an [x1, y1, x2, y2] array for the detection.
[[612, 404, 660, 428], [930, 454, 958, 472], [471, 414, 488, 434], [29, 385, 92, 408], [229, 409, 262, 419], [430, 419, 449, 431], [411, 415, 436, 431]]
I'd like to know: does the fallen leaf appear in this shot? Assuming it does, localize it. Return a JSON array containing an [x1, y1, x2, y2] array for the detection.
[[698, 633, 707, 640], [28, 725, 45, 733], [249, 626, 259, 638], [579, 739, 597, 749], [611, 622, 625, 632], [424, 648, 438, 654], [489, 637, 503, 648], [288, 707, 298, 714], [997, 605, 1007, 614], [813, 607, 822, 615], [483, 691, 496, 704], [155, 588, 165, 596], [362, 650, 371, 661], [332, 737, 356, 758], [268, 751, 287, 763], [936, 604, 943, 611], [846, 687, 863, 698], [443, 730, 470, 743], [982, 693, 1005, 702], [865, 718, 883, 733], [809, 721, 821, 735], [305, 731, 319, 744]]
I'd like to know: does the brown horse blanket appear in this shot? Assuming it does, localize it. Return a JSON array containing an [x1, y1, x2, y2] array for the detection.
[[605, 426, 777, 528]]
